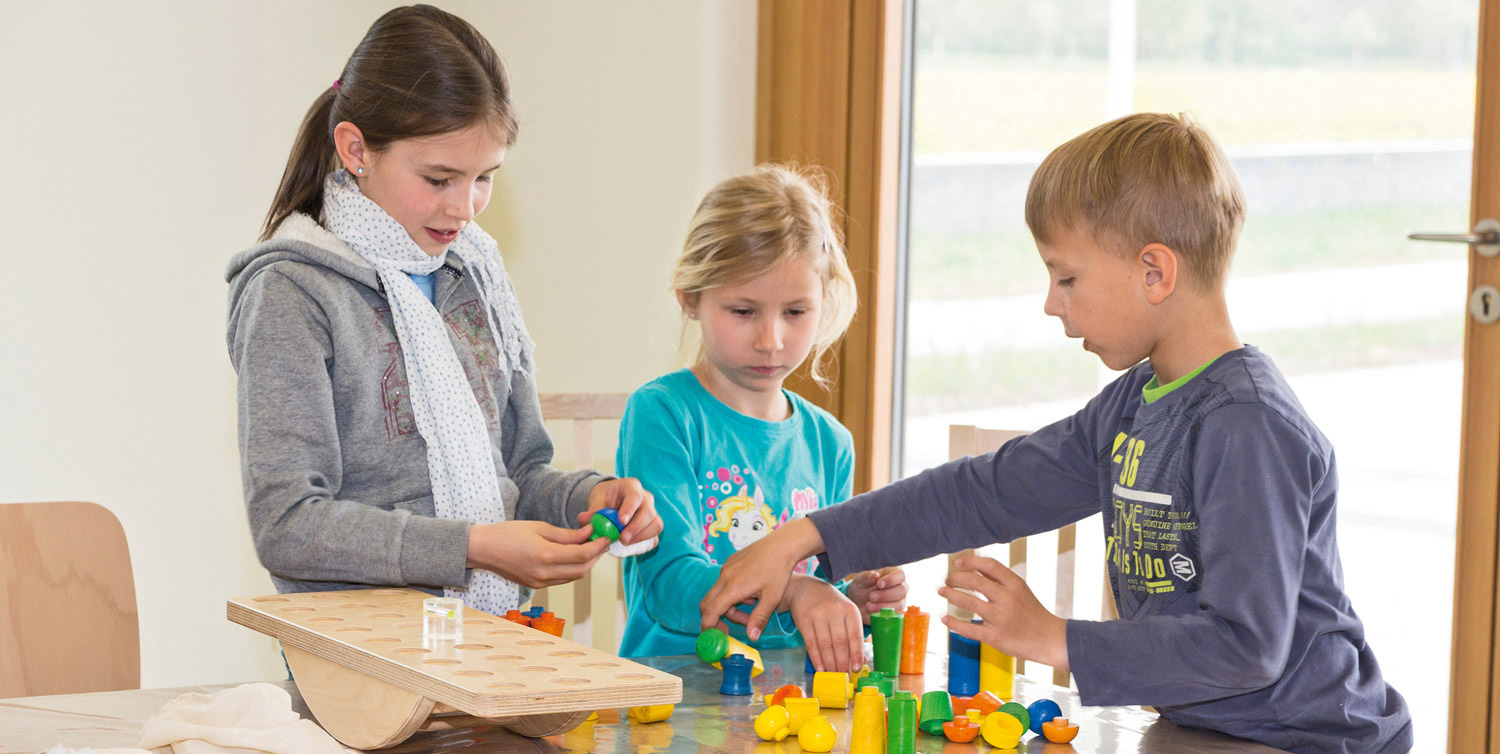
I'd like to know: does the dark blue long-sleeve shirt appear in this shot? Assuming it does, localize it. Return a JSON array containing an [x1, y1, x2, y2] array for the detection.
[[809, 347, 1411, 754]]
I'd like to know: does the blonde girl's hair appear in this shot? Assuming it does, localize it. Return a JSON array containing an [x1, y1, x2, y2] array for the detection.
[[707, 489, 775, 535], [672, 164, 858, 388]]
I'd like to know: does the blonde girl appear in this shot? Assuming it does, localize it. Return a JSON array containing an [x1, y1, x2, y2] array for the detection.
[[615, 164, 904, 671]]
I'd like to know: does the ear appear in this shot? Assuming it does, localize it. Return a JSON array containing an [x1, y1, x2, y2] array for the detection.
[[333, 121, 369, 176], [1138, 243, 1179, 305], [676, 290, 700, 319]]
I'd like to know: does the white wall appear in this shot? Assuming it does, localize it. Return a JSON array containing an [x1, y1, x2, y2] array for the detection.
[[0, 0, 754, 687]]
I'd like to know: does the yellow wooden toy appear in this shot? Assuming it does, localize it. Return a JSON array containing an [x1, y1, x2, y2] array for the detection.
[[784, 697, 821, 734], [797, 714, 837, 753], [628, 705, 675, 724], [812, 671, 853, 709], [982, 710, 1024, 749], [754, 705, 791, 741]]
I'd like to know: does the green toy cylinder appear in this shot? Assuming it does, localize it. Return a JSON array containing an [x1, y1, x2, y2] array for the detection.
[[887, 690, 917, 754], [870, 608, 904, 676]]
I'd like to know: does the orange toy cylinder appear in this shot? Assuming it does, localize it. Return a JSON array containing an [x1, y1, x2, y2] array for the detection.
[[899, 606, 929, 675]]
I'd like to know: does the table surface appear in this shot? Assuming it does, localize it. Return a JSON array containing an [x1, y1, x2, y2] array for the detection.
[[1, 648, 1287, 754]]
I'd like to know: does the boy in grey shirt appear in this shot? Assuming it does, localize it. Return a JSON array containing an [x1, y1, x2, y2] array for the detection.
[[700, 113, 1411, 754]]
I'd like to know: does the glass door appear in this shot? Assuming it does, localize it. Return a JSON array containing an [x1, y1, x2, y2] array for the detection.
[[896, 2, 1477, 750]]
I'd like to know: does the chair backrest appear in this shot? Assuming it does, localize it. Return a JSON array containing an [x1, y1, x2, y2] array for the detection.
[[529, 393, 630, 653], [946, 425, 1115, 688], [0, 501, 139, 698]]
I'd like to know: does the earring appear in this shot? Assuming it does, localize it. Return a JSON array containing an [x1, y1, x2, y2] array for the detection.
[[687, 313, 698, 320], [356, 167, 365, 175]]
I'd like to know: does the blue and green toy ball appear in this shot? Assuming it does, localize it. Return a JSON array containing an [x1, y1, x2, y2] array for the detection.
[[590, 508, 623, 542]]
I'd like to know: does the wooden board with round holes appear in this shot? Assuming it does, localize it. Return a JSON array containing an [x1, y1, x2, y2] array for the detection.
[[227, 589, 680, 732]]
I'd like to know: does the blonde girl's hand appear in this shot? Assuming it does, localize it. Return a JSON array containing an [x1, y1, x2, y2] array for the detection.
[[785, 575, 866, 674], [938, 555, 1069, 672], [577, 477, 662, 545], [844, 566, 907, 622], [466, 520, 610, 589]]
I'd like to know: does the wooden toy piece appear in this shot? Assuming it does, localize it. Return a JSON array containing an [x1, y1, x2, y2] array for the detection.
[[849, 687, 886, 754], [898, 606, 928, 675], [797, 715, 837, 753], [980, 639, 1015, 700], [695, 628, 764, 677], [999, 701, 1030, 733], [531, 612, 565, 637], [591, 509, 623, 542], [948, 629, 981, 696], [917, 690, 953, 735], [720, 655, 755, 695], [1042, 717, 1080, 744], [886, 690, 916, 754], [784, 697, 820, 734], [981, 710, 1024, 749], [969, 690, 1002, 716], [812, 671, 852, 709], [502, 610, 531, 627], [965, 709, 983, 723], [869, 608, 903, 675], [1027, 698, 1062, 734], [754, 705, 791, 741], [227, 589, 680, 749], [942, 715, 980, 743], [855, 670, 894, 697], [767, 684, 804, 707], [627, 704, 674, 724]]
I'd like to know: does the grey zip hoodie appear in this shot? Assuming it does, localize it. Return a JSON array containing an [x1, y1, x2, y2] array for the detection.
[[225, 213, 601, 596]]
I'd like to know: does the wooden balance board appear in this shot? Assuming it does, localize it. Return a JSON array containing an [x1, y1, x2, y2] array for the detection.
[[227, 588, 681, 750]]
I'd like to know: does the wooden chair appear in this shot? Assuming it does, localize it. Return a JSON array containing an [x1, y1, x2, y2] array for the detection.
[[946, 425, 1116, 688], [0, 501, 139, 698], [528, 393, 630, 653]]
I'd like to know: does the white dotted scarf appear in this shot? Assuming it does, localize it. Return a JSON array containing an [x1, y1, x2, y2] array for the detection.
[[322, 169, 535, 615]]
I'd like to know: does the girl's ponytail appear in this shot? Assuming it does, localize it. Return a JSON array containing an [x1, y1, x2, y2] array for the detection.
[[260, 86, 339, 241]]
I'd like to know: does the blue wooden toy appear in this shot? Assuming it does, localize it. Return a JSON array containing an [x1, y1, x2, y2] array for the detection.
[[720, 653, 755, 695]]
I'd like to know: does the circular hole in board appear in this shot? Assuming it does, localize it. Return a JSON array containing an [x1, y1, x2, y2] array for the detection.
[[547, 650, 586, 658], [422, 658, 461, 666], [615, 673, 654, 680], [363, 637, 400, 644], [369, 612, 404, 619], [453, 643, 493, 650], [341, 603, 379, 609], [307, 616, 344, 623], [309, 593, 347, 600], [372, 590, 408, 596], [335, 626, 372, 633], [395, 622, 421, 630], [466, 619, 493, 625], [486, 629, 524, 636], [517, 665, 557, 673], [550, 677, 590, 685], [582, 661, 620, 668], [392, 647, 430, 655], [279, 607, 316, 613], [487, 681, 525, 690], [516, 640, 553, 646], [251, 597, 289, 603], [454, 669, 493, 677], [484, 654, 524, 662]]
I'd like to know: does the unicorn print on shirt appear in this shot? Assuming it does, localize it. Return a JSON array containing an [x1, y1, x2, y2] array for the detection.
[[709, 486, 776, 550]]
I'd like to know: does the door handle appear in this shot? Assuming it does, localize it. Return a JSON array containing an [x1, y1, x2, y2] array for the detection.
[[1407, 218, 1500, 257]]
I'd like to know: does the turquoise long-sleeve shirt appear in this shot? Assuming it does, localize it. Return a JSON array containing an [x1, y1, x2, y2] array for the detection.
[[616, 369, 854, 658]]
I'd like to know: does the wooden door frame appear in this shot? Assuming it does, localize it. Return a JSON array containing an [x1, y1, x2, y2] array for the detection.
[[1455, 0, 1500, 750], [755, 0, 903, 494]]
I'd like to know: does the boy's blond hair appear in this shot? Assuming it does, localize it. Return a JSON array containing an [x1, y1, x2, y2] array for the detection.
[[1025, 112, 1246, 290], [672, 164, 858, 388]]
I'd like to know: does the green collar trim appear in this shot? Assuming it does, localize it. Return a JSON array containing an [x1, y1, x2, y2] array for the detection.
[[1143, 355, 1222, 404]]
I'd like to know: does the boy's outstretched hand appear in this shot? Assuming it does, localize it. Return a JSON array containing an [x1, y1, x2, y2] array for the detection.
[[845, 566, 907, 622], [700, 517, 825, 641], [578, 477, 662, 545], [940, 555, 1070, 671]]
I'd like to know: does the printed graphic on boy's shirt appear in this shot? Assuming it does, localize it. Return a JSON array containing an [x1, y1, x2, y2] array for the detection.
[[1106, 432, 1199, 600], [699, 466, 820, 574], [373, 302, 502, 440]]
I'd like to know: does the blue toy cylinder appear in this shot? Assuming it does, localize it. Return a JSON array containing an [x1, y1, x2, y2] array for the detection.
[[948, 630, 981, 696]]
